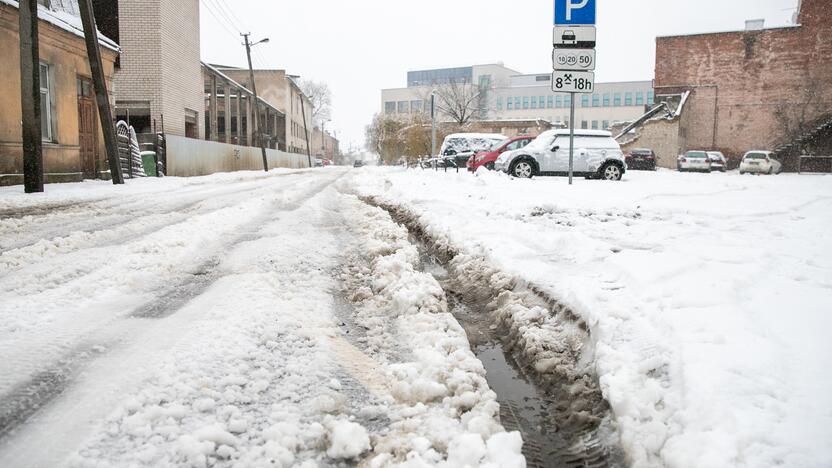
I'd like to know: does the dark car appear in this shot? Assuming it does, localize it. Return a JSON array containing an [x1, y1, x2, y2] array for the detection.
[[625, 148, 657, 171], [353, 160, 365, 168]]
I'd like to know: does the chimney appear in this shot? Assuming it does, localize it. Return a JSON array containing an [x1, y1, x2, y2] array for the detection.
[[745, 19, 765, 31]]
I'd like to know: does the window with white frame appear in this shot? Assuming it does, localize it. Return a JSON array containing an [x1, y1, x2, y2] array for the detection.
[[40, 62, 53, 141]]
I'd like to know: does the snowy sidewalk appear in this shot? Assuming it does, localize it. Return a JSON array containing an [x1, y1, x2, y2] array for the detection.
[[0, 169, 523, 467], [352, 168, 832, 468]]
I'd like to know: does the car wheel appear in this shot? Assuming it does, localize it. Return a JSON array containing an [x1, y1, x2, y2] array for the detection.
[[510, 160, 534, 179], [486, 162, 495, 171], [600, 163, 623, 181]]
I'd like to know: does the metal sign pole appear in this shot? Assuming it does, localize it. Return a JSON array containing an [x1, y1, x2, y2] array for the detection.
[[569, 91, 576, 185]]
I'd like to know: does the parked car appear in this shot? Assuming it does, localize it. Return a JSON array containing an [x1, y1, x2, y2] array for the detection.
[[739, 151, 782, 174], [677, 151, 712, 172], [353, 160, 365, 168], [625, 148, 657, 171], [494, 129, 627, 181], [707, 151, 728, 172], [440, 133, 508, 169], [467, 135, 534, 172]]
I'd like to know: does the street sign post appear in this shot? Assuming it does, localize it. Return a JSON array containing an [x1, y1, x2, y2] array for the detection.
[[553, 0, 597, 185]]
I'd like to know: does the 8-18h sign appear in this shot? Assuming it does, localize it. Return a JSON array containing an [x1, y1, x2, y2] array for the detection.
[[552, 71, 594, 93]]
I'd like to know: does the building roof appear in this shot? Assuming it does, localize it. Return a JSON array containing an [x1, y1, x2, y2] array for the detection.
[[1, 0, 119, 52]]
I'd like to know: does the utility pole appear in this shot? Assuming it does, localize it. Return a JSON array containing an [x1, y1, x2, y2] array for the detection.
[[18, 0, 43, 193], [78, 0, 123, 185], [300, 96, 312, 168], [431, 90, 438, 171], [242, 33, 269, 172]]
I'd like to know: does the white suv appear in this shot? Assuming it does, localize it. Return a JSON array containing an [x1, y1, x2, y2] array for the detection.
[[494, 130, 627, 181]]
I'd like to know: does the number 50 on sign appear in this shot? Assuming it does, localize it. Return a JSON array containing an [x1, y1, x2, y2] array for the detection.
[[551, 71, 595, 93]]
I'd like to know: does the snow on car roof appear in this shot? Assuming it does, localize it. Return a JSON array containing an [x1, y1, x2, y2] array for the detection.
[[550, 129, 613, 137], [443, 133, 508, 140]]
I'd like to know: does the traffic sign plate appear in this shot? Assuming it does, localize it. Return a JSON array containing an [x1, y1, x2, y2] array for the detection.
[[553, 49, 596, 71], [554, 0, 596, 26], [553, 26, 596, 49], [551, 71, 595, 93]]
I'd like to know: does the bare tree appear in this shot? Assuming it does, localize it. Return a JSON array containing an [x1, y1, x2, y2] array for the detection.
[[300, 79, 332, 126], [432, 78, 484, 126]]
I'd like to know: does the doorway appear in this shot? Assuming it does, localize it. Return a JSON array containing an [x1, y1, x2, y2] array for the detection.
[[77, 76, 97, 179]]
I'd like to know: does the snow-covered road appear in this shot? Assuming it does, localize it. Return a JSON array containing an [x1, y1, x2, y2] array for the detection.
[[0, 169, 523, 467]]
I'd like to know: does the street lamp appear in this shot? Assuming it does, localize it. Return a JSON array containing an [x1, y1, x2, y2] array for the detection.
[[242, 33, 269, 171]]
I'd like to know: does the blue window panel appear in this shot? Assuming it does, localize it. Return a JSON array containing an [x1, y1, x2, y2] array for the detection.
[[507, 99, 513, 110], [496, 98, 503, 110], [603, 94, 610, 106], [556, 95, 563, 108], [523, 96, 529, 109], [564, 94, 572, 107], [515, 96, 521, 109], [614, 93, 622, 106], [592, 94, 600, 107], [647, 91, 655, 105], [547, 96, 554, 108], [581, 95, 589, 107], [531, 96, 537, 109], [636, 92, 644, 105], [625, 92, 633, 106]]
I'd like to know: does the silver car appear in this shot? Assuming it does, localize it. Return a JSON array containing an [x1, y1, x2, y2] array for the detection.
[[739, 151, 782, 175], [707, 151, 728, 172], [677, 151, 712, 172], [494, 130, 627, 181]]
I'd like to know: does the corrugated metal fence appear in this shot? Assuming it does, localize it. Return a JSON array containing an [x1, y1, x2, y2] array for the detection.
[[165, 136, 310, 177]]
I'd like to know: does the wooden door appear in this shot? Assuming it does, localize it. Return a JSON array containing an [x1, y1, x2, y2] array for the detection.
[[77, 77, 97, 179]]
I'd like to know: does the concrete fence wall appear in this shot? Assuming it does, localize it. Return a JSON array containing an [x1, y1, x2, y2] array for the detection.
[[166, 136, 310, 177]]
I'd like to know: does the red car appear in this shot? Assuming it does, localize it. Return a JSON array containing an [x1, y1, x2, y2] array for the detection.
[[467, 136, 534, 172]]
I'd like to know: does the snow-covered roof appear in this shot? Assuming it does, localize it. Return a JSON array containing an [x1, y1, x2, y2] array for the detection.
[[0, 0, 119, 52], [202, 62, 286, 117], [550, 129, 613, 137], [443, 133, 508, 140]]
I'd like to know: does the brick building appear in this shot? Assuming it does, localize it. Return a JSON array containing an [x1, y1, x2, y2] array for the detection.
[[0, 0, 118, 185], [93, 0, 204, 139], [643, 0, 832, 168]]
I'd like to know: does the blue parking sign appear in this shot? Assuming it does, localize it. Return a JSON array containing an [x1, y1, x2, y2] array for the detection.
[[554, 0, 596, 25]]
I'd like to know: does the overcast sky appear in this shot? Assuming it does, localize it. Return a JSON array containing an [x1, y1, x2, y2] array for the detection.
[[199, 0, 798, 151]]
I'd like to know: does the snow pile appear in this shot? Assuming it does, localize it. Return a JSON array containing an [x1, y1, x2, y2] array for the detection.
[[338, 195, 525, 467], [351, 168, 832, 468]]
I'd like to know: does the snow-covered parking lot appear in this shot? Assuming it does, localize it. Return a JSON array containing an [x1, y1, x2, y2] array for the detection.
[[353, 168, 832, 468], [1, 167, 830, 468]]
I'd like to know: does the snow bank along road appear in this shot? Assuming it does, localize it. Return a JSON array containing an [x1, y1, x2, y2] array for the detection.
[[0, 168, 525, 467], [353, 168, 832, 468]]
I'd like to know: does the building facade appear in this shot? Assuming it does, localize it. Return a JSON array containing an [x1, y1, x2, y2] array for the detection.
[[93, 0, 204, 139], [381, 64, 653, 131], [211, 67, 314, 155], [0, 0, 118, 185], [311, 126, 339, 160], [649, 0, 832, 167]]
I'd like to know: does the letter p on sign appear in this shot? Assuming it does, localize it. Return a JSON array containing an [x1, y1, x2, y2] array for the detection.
[[554, 0, 596, 25]]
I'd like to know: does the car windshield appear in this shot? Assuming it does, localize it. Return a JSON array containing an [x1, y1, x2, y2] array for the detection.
[[525, 132, 558, 151], [686, 151, 708, 158], [745, 153, 769, 160]]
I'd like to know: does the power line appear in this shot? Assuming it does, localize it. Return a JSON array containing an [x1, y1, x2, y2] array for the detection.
[[200, 0, 240, 43]]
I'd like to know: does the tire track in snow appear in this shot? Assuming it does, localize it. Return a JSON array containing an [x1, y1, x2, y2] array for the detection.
[[0, 171, 349, 441]]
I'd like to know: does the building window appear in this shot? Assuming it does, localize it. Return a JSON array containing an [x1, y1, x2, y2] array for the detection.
[[636, 92, 644, 105], [514, 96, 521, 109], [547, 96, 553, 108], [556, 95, 563, 108], [507, 98, 513, 110], [539, 96, 545, 108], [592, 94, 600, 107], [496, 97, 503, 111], [603, 94, 610, 107], [614, 93, 621, 106], [581, 120, 588, 129], [523, 96, 529, 109], [397, 101, 409, 113], [385, 101, 396, 114], [625, 92, 633, 106], [602, 120, 609, 129], [647, 91, 655, 105], [564, 94, 572, 107], [581, 95, 589, 107], [591, 120, 598, 129], [39, 62, 53, 141], [531, 96, 537, 109]]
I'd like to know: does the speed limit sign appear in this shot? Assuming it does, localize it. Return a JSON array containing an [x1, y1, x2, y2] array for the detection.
[[552, 49, 596, 71]]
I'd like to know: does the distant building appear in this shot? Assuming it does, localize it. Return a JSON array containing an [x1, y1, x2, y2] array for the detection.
[[0, 0, 119, 185], [211, 66, 314, 155], [640, 0, 832, 168], [92, 0, 204, 138], [311, 126, 339, 160], [381, 64, 653, 131]]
